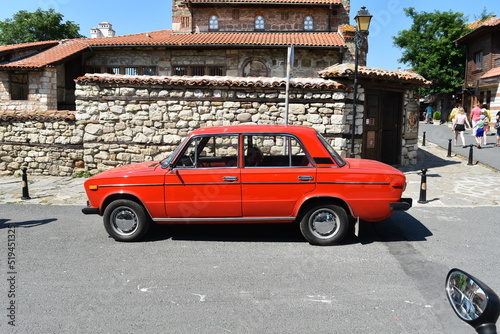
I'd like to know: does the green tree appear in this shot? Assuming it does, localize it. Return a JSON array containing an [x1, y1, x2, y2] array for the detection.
[[0, 8, 85, 45], [393, 8, 471, 96]]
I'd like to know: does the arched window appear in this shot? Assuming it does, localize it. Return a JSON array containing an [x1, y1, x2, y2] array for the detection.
[[242, 59, 268, 77], [209, 15, 219, 30], [255, 16, 265, 30], [304, 16, 314, 31]]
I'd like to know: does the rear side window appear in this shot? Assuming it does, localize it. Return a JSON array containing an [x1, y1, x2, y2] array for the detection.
[[317, 133, 346, 166], [243, 134, 311, 167]]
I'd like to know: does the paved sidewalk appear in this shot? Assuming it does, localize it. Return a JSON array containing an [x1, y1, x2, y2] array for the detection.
[[400, 141, 500, 207], [0, 174, 87, 206], [0, 131, 499, 208]]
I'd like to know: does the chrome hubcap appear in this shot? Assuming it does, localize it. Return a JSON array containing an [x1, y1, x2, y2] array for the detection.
[[112, 208, 138, 234], [310, 209, 339, 238]]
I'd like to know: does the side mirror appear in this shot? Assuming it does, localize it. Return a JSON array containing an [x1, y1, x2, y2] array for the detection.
[[446, 269, 500, 334]]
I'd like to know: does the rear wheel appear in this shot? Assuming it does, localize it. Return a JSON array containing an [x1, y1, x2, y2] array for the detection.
[[103, 199, 150, 242], [299, 204, 348, 246]]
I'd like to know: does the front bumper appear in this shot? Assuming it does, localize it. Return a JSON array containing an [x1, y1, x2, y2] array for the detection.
[[82, 201, 100, 215], [390, 198, 412, 211]]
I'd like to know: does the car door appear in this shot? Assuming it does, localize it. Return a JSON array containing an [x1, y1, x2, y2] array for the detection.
[[240, 134, 316, 218], [164, 134, 241, 218]]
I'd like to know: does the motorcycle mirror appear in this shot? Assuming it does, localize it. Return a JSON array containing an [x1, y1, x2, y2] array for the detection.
[[446, 269, 500, 334]]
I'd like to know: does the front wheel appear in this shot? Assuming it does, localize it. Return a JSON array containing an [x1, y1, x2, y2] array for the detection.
[[103, 199, 150, 242], [299, 204, 348, 246]]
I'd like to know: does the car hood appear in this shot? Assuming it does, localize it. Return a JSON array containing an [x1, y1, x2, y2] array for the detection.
[[345, 158, 403, 175], [92, 161, 162, 178]]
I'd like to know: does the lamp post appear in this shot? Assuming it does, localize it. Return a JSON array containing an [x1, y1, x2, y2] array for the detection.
[[350, 6, 372, 158]]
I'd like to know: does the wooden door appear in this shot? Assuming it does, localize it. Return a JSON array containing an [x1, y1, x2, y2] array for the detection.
[[363, 91, 403, 165]]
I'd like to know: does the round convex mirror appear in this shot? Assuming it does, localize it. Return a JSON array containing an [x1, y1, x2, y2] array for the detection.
[[446, 270, 487, 321]]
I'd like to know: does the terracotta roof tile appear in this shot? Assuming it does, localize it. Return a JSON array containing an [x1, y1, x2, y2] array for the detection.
[[318, 63, 431, 85], [164, 32, 345, 47], [0, 40, 88, 69], [76, 73, 349, 90], [187, 0, 341, 4], [458, 16, 500, 42], [85, 30, 346, 48], [0, 40, 59, 53], [467, 16, 500, 30], [481, 67, 500, 79], [0, 30, 345, 69], [0, 110, 75, 121]]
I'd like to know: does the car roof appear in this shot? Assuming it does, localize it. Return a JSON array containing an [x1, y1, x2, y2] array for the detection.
[[190, 125, 318, 136]]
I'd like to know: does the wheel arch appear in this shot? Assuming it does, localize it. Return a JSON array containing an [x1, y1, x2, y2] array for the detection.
[[296, 196, 353, 220], [101, 193, 152, 219]]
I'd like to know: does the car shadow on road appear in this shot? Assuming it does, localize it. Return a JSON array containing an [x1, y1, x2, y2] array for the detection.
[[142, 211, 431, 245], [398, 147, 461, 173], [350, 211, 432, 245], [144, 223, 306, 243], [0, 218, 57, 229]]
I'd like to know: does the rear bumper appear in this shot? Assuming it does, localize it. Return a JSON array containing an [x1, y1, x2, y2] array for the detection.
[[390, 198, 412, 211]]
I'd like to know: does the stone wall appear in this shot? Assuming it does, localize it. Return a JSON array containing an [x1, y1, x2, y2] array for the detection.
[[0, 68, 57, 112], [0, 111, 84, 175], [86, 48, 342, 78], [401, 96, 419, 166], [0, 74, 418, 176], [74, 74, 357, 174]]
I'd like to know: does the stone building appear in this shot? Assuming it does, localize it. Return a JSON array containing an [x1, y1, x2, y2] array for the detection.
[[0, 0, 355, 111], [0, 0, 429, 175], [456, 16, 500, 114]]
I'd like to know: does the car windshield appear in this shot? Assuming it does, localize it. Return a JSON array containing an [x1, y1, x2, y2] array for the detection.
[[160, 136, 188, 168], [317, 133, 346, 167]]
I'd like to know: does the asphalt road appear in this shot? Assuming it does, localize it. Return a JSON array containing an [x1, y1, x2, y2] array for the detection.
[[1, 204, 499, 333], [419, 123, 500, 171]]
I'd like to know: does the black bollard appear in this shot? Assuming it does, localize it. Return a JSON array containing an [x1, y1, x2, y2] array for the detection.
[[422, 131, 426, 146], [21, 167, 31, 200], [417, 168, 428, 204], [467, 144, 474, 166], [447, 139, 452, 157]]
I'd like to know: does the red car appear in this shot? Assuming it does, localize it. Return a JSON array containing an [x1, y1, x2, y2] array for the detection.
[[82, 125, 411, 245]]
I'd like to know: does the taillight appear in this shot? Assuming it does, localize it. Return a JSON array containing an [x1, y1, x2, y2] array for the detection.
[[391, 182, 404, 190]]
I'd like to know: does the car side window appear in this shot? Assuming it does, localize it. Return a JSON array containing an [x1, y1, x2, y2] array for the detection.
[[176, 135, 238, 168], [244, 135, 311, 167]]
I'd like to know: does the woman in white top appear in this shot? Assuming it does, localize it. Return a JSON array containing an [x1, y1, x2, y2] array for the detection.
[[452, 107, 471, 147]]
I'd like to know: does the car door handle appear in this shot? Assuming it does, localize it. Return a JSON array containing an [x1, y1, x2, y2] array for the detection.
[[223, 176, 238, 182], [298, 175, 314, 181]]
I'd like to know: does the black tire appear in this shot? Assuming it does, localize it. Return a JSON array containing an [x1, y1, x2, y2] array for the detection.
[[103, 199, 150, 242], [299, 204, 349, 246]]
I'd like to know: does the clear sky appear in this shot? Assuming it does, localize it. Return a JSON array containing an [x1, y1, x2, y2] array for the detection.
[[2, 0, 499, 71]]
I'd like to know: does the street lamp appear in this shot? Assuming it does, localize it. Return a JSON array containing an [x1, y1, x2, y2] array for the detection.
[[350, 6, 372, 158]]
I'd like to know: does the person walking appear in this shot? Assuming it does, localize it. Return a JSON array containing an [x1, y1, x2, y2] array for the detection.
[[495, 111, 500, 147], [449, 104, 460, 122], [481, 113, 489, 145], [425, 105, 434, 124], [452, 107, 471, 147], [475, 114, 487, 148], [481, 104, 491, 138], [470, 103, 482, 136]]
